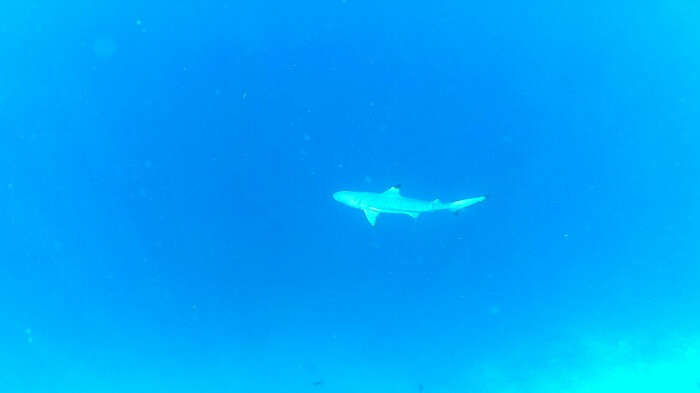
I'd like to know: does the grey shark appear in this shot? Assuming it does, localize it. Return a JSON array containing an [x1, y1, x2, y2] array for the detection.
[[333, 185, 486, 226]]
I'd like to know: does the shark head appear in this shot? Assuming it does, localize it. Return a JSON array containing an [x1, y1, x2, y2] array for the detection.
[[333, 191, 361, 208]]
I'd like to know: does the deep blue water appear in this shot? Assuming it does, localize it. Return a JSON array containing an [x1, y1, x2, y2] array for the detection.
[[1, 2, 699, 392]]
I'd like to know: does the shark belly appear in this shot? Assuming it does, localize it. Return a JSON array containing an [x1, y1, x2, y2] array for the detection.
[[363, 198, 434, 225], [370, 197, 434, 214]]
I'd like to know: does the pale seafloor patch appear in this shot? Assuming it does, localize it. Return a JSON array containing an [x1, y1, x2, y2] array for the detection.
[[436, 330, 700, 393], [216, 330, 700, 393]]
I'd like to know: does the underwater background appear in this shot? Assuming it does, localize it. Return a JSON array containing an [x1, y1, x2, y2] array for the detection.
[[1, 1, 699, 392]]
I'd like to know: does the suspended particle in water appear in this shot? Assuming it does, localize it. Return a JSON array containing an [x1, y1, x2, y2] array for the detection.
[[93, 37, 117, 59]]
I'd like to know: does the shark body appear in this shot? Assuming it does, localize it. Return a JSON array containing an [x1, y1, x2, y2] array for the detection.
[[333, 185, 486, 226]]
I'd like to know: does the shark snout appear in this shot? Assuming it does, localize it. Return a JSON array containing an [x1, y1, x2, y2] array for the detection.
[[333, 191, 348, 203], [333, 191, 354, 206]]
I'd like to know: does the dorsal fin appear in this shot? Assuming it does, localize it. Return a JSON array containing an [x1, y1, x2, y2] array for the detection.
[[383, 185, 401, 196]]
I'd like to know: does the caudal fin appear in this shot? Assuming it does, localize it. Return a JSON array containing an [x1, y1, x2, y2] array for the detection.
[[448, 195, 487, 213]]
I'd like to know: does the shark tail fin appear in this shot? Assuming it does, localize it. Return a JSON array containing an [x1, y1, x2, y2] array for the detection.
[[448, 196, 487, 213]]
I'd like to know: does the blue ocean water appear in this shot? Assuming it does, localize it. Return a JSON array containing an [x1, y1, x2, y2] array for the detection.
[[1, 1, 699, 392]]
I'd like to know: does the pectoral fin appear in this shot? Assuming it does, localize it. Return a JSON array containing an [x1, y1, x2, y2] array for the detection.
[[363, 209, 379, 226]]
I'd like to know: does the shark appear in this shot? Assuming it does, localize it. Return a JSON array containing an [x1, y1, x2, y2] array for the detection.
[[333, 185, 486, 226]]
